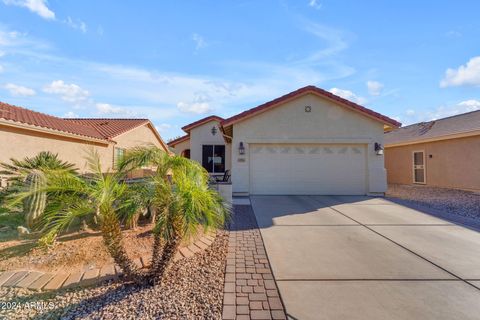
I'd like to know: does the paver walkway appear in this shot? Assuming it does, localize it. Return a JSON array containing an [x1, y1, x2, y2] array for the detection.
[[0, 232, 215, 291], [222, 205, 287, 320]]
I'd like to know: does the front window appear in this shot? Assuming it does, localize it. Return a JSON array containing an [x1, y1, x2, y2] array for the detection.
[[202, 145, 225, 173], [115, 147, 126, 168]]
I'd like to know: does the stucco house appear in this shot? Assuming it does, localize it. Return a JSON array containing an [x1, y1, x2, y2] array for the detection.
[[384, 110, 480, 191], [169, 85, 400, 196], [0, 102, 169, 186]]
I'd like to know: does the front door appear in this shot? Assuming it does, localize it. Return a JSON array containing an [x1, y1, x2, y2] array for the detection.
[[413, 151, 426, 184]]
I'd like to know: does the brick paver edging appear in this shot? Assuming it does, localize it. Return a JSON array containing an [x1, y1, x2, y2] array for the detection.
[[223, 205, 287, 320], [0, 232, 216, 291]]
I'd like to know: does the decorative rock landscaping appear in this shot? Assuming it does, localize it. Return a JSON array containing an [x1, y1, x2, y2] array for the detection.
[[0, 231, 228, 319], [0, 232, 216, 291]]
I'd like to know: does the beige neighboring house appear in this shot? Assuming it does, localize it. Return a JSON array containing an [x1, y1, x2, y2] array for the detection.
[[384, 110, 480, 191], [0, 102, 169, 185], [169, 85, 400, 196]]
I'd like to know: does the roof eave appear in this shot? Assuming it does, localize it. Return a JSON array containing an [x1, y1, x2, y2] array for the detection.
[[0, 118, 110, 145], [221, 87, 401, 129], [385, 129, 480, 147]]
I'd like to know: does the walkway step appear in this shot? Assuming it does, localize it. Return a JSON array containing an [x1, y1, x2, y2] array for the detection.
[[43, 273, 69, 291], [14, 271, 43, 288], [62, 272, 83, 289], [98, 264, 117, 282], [80, 268, 99, 286], [2, 271, 28, 287], [28, 273, 55, 291], [0, 271, 15, 286]]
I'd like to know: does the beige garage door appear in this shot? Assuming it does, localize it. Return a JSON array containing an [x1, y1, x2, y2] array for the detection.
[[249, 144, 367, 195]]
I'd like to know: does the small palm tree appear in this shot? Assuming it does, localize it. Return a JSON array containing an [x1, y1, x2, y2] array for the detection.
[[7, 150, 145, 281], [1, 151, 77, 229], [119, 146, 229, 281]]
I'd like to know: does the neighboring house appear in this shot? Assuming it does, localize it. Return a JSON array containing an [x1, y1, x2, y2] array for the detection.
[[169, 85, 400, 196], [0, 102, 169, 185], [384, 110, 480, 191]]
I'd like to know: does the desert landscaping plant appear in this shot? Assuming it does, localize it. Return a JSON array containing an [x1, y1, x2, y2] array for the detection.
[[118, 146, 230, 282], [0, 151, 77, 230], [5, 147, 228, 284]]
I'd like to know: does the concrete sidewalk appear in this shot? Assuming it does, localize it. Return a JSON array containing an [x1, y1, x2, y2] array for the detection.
[[251, 195, 480, 320]]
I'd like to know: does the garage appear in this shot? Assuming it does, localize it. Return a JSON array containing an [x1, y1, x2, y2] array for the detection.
[[249, 143, 367, 195]]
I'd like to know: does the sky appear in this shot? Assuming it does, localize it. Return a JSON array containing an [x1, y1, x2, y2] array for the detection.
[[0, 0, 479, 140]]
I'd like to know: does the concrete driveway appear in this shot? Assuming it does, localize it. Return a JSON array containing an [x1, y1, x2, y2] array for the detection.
[[250, 195, 480, 320]]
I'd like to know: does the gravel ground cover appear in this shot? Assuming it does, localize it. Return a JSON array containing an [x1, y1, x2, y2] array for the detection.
[[386, 184, 480, 220], [0, 231, 228, 320]]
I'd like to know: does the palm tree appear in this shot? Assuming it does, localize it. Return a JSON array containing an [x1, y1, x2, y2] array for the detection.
[[7, 150, 145, 281], [0, 151, 77, 229], [118, 146, 229, 282]]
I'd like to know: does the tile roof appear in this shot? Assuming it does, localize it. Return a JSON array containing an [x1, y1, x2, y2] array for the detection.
[[64, 118, 149, 139], [385, 110, 480, 146], [221, 85, 401, 128], [167, 134, 190, 147], [181, 115, 224, 132], [0, 102, 105, 140], [0, 102, 157, 143]]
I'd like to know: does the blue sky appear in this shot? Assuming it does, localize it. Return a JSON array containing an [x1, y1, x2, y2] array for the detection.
[[1, 0, 479, 140]]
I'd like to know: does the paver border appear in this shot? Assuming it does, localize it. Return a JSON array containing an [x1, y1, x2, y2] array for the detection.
[[0, 231, 216, 291]]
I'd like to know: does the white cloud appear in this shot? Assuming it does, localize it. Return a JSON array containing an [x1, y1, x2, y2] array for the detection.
[[0, 50, 5, 57], [308, 0, 322, 9], [457, 99, 480, 111], [177, 92, 213, 114], [440, 56, 480, 87], [329, 87, 367, 105], [4, 83, 36, 96], [65, 17, 87, 33], [300, 21, 349, 61], [43, 80, 89, 104], [366, 80, 383, 96], [401, 100, 480, 125], [95, 103, 137, 117], [3, 0, 55, 20], [406, 109, 415, 116], [192, 33, 207, 51], [177, 101, 212, 114], [155, 123, 171, 133], [446, 30, 462, 38], [63, 111, 79, 118]]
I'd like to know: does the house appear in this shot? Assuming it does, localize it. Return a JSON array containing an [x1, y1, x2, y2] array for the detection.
[[0, 102, 169, 185], [384, 110, 480, 191], [169, 85, 400, 196]]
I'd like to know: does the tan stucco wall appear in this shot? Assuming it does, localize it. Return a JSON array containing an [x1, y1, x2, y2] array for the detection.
[[171, 139, 191, 157], [385, 135, 480, 191], [0, 123, 166, 176], [114, 123, 163, 150], [0, 125, 113, 173], [188, 120, 231, 173], [231, 93, 387, 195]]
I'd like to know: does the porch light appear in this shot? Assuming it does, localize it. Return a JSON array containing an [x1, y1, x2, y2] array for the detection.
[[211, 126, 217, 135], [374, 142, 384, 155], [239, 142, 245, 155]]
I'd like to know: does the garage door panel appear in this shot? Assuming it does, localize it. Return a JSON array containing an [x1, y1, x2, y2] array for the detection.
[[250, 144, 366, 195]]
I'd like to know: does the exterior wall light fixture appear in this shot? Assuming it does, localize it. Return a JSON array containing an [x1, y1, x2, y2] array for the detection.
[[374, 142, 384, 155], [239, 142, 245, 155]]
